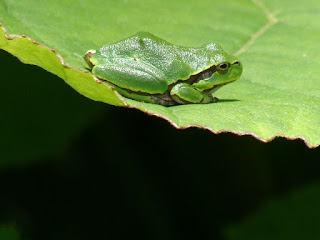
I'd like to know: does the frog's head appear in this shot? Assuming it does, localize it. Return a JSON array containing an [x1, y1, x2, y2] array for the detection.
[[192, 52, 242, 93]]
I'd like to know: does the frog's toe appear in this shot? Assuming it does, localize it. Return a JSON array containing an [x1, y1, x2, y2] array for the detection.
[[212, 97, 219, 102]]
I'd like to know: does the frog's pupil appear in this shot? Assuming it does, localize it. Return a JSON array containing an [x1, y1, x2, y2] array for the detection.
[[219, 63, 228, 69]]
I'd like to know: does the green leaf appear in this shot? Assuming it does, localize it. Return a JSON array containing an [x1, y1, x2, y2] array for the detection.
[[0, 0, 319, 147], [224, 185, 320, 240]]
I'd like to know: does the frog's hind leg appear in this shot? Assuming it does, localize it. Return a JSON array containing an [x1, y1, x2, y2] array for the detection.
[[92, 59, 168, 94]]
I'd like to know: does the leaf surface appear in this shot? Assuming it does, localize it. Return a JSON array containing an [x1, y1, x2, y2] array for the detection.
[[0, 0, 319, 147]]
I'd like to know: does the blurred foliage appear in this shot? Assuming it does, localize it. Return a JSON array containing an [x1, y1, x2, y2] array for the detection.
[[0, 50, 105, 167], [225, 185, 320, 240], [0, 225, 20, 240], [1, 50, 320, 240]]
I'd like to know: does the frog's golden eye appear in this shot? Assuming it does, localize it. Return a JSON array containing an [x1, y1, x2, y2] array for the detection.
[[233, 61, 241, 66], [217, 63, 229, 71]]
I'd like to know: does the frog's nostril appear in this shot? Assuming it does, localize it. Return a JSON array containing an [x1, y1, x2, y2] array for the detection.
[[233, 61, 240, 66]]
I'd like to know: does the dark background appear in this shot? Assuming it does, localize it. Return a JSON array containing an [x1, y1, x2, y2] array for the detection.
[[1, 49, 320, 240]]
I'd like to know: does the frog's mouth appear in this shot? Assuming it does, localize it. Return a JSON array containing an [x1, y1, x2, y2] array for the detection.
[[202, 82, 231, 95]]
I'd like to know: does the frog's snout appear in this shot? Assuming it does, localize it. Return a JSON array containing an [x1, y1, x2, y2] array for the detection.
[[229, 61, 243, 77]]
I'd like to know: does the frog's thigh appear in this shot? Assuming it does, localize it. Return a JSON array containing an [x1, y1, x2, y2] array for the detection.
[[170, 82, 203, 104], [92, 63, 167, 94]]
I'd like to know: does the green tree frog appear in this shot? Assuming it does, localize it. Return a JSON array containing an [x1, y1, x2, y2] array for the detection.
[[84, 32, 242, 106]]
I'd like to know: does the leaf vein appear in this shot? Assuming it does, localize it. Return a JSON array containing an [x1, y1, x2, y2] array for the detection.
[[234, 0, 278, 56]]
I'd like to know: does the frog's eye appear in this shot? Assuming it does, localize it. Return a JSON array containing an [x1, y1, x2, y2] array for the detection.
[[217, 63, 229, 71], [233, 61, 241, 66]]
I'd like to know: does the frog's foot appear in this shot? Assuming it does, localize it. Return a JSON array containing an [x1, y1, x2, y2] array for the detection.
[[212, 97, 219, 102], [200, 94, 219, 104], [209, 96, 219, 103]]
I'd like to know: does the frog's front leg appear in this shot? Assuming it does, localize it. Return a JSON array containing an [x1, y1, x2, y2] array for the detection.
[[170, 82, 218, 105]]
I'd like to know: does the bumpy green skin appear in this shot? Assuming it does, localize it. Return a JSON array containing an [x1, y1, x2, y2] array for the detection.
[[85, 32, 242, 106]]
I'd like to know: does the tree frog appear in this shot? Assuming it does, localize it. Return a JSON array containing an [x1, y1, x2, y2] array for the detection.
[[84, 32, 242, 106]]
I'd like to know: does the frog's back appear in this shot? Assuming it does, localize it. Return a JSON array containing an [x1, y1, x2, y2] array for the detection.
[[91, 32, 226, 93]]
